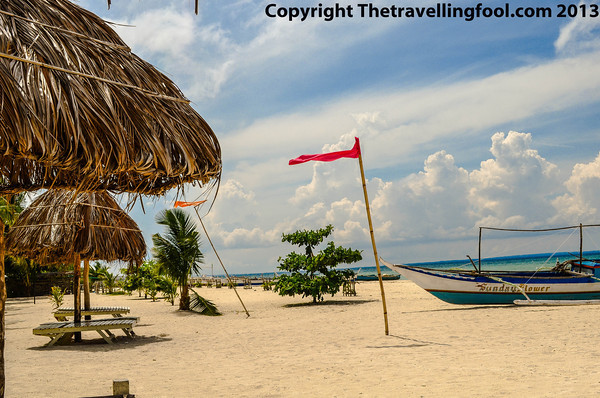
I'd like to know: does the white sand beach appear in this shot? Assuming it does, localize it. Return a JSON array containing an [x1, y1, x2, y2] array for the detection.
[[6, 280, 600, 397]]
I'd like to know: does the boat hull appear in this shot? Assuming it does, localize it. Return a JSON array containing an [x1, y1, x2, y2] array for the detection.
[[381, 260, 600, 305]]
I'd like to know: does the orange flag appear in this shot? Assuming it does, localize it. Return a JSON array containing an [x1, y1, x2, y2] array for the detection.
[[174, 200, 207, 208]]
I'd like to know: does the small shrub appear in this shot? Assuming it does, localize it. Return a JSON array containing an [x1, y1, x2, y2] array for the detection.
[[49, 286, 65, 309]]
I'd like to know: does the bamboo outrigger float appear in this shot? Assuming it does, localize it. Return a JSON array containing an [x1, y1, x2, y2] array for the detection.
[[382, 224, 600, 305]]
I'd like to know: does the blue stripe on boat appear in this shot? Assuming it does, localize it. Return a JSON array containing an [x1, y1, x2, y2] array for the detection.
[[428, 290, 600, 305]]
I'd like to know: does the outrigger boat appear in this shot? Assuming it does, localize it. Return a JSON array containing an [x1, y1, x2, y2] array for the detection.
[[381, 224, 600, 305]]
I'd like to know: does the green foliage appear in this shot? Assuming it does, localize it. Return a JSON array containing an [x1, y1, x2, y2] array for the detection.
[[152, 208, 204, 310], [189, 289, 221, 316], [49, 286, 65, 309], [143, 277, 159, 301], [123, 260, 155, 297], [274, 225, 360, 303], [157, 275, 178, 305], [0, 193, 26, 227]]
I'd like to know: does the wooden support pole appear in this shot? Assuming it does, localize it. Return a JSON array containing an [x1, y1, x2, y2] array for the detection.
[[0, 210, 5, 397], [357, 153, 389, 336], [83, 259, 91, 320], [192, 207, 250, 318], [73, 253, 82, 342]]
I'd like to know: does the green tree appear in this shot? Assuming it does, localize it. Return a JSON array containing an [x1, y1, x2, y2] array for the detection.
[[274, 225, 361, 303], [122, 261, 151, 297], [152, 209, 204, 310]]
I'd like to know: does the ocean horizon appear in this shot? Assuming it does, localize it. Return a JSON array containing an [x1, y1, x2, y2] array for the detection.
[[206, 250, 600, 279]]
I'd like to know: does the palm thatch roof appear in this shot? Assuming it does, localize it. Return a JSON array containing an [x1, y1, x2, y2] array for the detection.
[[5, 190, 146, 265], [0, 0, 221, 196]]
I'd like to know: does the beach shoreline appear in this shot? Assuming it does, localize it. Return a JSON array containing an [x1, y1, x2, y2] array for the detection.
[[6, 280, 600, 397]]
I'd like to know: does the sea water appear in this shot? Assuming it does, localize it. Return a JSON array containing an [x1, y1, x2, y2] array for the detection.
[[214, 251, 600, 279], [352, 250, 600, 278]]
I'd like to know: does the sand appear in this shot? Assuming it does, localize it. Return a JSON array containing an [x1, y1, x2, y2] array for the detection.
[[6, 280, 600, 397]]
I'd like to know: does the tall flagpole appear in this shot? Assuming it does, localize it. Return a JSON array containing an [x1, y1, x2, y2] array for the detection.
[[358, 152, 389, 336]]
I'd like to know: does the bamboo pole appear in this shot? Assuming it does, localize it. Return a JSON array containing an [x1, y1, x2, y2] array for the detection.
[[357, 153, 389, 336], [192, 207, 250, 318]]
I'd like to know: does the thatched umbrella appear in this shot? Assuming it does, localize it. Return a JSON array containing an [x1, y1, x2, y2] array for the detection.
[[0, 0, 222, 195], [6, 189, 146, 338], [0, 1, 221, 392], [6, 190, 145, 264]]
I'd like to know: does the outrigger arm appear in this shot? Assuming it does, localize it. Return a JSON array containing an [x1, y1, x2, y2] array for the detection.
[[483, 274, 531, 301]]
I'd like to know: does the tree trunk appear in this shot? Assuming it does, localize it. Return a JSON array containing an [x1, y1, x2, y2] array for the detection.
[[179, 278, 189, 310], [0, 217, 6, 397]]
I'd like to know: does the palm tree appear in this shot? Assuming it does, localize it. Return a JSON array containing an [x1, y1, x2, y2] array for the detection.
[[101, 269, 119, 294], [152, 209, 204, 310]]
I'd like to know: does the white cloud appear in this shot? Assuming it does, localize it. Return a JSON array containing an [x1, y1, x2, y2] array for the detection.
[[469, 132, 560, 227], [370, 149, 472, 241], [221, 51, 600, 171], [552, 152, 600, 221], [290, 131, 564, 246], [555, 1, 600, 54], [114, 9, 196, 55]]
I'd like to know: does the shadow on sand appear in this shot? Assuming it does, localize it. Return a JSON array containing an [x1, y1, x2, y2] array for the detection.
[[367, 334, 451, 349], [284, 299, 377, 308], [28, 326, 172, 352]]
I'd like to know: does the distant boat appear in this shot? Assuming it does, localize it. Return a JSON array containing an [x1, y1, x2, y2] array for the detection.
[[382, 224, 600, 305]]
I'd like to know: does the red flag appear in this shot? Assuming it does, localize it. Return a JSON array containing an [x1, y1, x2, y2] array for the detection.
[[289, 137, 361, 165], [174, 200, 207, 208]]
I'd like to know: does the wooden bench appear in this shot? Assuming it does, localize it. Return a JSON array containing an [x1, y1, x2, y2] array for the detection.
[[53, 306, 130, 321], [33, 318, 138, 346]]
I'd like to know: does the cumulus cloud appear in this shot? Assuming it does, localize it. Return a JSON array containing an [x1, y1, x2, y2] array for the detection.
[[552, 152, 600, 221], [469, 132, 559, 227], [371, 149, 472, 241], [289, 132, 569, 247]]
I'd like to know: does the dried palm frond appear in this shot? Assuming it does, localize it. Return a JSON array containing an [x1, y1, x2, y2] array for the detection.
[[6, 189, 146, 265], [189, 288, 221, 316], [0, 0, 221, 196]]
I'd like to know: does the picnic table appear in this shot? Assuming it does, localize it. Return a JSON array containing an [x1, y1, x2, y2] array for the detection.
[[53, 306, 130, 321], [33, 317, 138, 346]]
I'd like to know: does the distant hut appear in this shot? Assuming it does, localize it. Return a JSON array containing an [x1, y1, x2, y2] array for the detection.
[[0, 1, 221, 392], [6, 190, 146, 333]]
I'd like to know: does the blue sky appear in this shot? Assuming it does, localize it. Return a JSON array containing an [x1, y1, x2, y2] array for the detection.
[[76, 0, 600, 274]]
